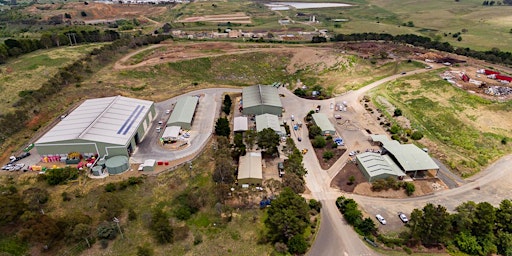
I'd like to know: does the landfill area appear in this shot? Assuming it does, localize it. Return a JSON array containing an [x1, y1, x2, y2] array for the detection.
[[439, 67, 512, 99]]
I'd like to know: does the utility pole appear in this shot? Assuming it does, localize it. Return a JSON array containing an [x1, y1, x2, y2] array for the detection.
[[113, 217, 124, 239]]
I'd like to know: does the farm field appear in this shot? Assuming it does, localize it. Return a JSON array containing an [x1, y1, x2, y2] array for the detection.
[[0, 43, 106, 114], [371, 71, 512, 176]]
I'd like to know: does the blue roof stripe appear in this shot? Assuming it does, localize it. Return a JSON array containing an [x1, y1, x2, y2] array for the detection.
[[117, 105, 140, 135], [122, 105, 145, 135]]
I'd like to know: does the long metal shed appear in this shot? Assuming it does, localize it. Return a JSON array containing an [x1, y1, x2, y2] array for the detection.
[[167, 96, 199, 130], [312, 113, 336, 135], [238, 152, 263, 186]]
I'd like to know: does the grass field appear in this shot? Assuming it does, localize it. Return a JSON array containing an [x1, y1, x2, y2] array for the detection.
[[0, 43, 106, 114], [372, 70, 512, 176]]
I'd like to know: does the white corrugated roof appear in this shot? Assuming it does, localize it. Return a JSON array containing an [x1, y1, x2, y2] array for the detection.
[[234, 116, 248, 132], [238, 152, 263, 180], [36, 96, 153, 146], [162, 126, 181, 139]]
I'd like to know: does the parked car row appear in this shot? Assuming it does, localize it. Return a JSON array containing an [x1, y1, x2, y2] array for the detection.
[[375, 212, 409, 225], [2, 163, 26, 172], [8, 152, 31, 164]]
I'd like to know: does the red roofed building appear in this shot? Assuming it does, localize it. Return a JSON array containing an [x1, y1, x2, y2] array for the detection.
[[495, 74, 512, 82], [484, 69, 500, 75]]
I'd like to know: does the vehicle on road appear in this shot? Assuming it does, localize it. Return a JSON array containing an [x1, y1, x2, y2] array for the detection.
[[398, 212, 408, 223], [165, 109, 171, 114], [291, 114, 295, 121], [301, 148, 308, 155], [348, 151, 356, 156], [156, 126, 161, 133], [376, 214, 387, 225], [334, 114, 342, 119], [297, 137, 302, 142], [158, 120, 163, 125]]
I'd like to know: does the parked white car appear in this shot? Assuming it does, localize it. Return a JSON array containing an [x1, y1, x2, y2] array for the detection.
[[376, 214, 387, 225]]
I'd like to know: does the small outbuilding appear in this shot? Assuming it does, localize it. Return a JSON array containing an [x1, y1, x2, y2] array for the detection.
[[233, 116, 248, 132], [162, 126, 181, 141], [142, 159, 156, 172], [167, 96, 199, 130], [238, 152, 263, 186], [312, 113, 336, 135]]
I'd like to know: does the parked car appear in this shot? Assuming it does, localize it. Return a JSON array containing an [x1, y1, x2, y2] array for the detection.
[[277, 162, 285, 177], [165, 109, 171, 114], [398, 212, 409, 223], [376, 214, 387, 225], [301, 148, 308, 155], [17, 152, 30, 160], [156, 126, 161, 133]]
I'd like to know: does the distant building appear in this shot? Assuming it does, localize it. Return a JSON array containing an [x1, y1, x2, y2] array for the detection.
[[35, 96, 155, 158], [238, 152, 263, 186], [242, 85, 282, 116], [167, 96, 199, 130]]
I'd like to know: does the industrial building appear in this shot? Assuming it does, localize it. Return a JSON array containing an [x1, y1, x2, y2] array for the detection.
[[356, 135, 440, 181], [312, 113, 336, 135], [356, 152, 405, 182], [242, 85, 282, 116], [35, 96, 155, 158], [255, 114, 284, 136], [167, 96, 199, 130], [238, 152, 263, 187]]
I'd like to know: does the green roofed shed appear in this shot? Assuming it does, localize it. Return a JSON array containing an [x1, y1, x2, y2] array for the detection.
[[167, 96, 199, 130], [312, 113, 336, 135]]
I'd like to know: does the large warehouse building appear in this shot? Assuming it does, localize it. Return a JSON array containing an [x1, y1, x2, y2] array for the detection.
[[167, 96, 199, 130], [242, 85, 282, 116], [35, 96, 155, 158]]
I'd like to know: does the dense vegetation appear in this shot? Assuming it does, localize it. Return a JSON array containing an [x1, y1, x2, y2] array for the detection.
[[337, 196, 512, 255], [331, 33, 512, 66]]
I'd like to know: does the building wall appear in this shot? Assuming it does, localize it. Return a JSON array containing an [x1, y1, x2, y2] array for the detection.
[[243, 105, 282, 116], [168, 121, 191, 130], [36, 139, 129, 158], [238, 177, 262, 186]]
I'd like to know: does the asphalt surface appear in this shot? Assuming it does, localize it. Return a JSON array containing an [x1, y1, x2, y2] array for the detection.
[[131, 88, 241, 163]]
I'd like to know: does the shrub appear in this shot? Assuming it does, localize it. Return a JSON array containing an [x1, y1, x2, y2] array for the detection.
[[96, 222, 117, 240], [394, 108, 402, 116], [411, 131, 424, 140], [136, 243, 154, 256], [309, 199, 322, 212], [313, 135, 327, 148], [389, 124, 401, 134], [287, 234, 308, 254], [371, 179, 387, 191], [323, 150, 334, 160], [128, 208, 137, 221], [193, 233, 203, 245], [105, 183, 116, 192], [274, 242, 288, 253], [100, 239, 109, 249], [391, 134, 400, 141], [404, 182, 415, 196], [45, 167, 79, 185], [61, 192, 72, 201]]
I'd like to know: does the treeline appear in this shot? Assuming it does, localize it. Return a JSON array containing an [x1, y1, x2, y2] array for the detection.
[[331, 33, 512, 66], [0, 34, 171, 145], [336, 196, 512, 255], [0, 29, 121, 64]]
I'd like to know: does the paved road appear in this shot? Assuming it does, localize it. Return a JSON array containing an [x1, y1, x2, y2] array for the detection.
[[131, 88, 241, 163], [277, 66, 512, 255]]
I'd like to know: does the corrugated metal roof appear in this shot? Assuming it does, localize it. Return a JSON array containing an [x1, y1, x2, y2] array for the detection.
[[162, 126, 180, 139], [357, 152, 405, 178], [234, 116, 248, 132], [381, 140, 439, 171], [255, 114, 282, 133], [312, 113, 335, 133], [242, 85, 282, 109], [238, 152, 263, 180], [36, 96, 153, 146], [167, 96, 198, 127]]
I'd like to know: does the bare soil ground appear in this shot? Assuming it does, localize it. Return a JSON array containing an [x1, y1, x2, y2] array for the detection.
[[177, 12, 251, 24], [25, 2, 167, 22], [312, 142, 346, 170]]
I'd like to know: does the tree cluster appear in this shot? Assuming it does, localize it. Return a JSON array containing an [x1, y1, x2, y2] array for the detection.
[[282, 138, 307, 194], [336, 196, 377, 236], [331, 33, 512, 66], [257, 128, 280, 157], [371, 177, 415, 196]]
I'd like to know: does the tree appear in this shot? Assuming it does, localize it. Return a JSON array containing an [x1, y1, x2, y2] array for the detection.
[[73, 223, 92, 247], [213, 157, 235, 184], [389, 124, 401, 134], [473, 202, 496, 237], [348, 175, 356, 185], [308, 125, 322, 139], [287, 234, 308, 254], [393, 108, 402, 116], [496, 199, 512, 233], [222, 94, 232, 115], [323, 150, 334, 160], [0, 194, 26, 225], [151, 208, 173, 244], [358, 217, 377, 236], [282, 174, 305, 194], [22, 187, 49, 211], [232, 133, 246, 159], [215, 117, 230, 137], [455, 232, 482, 255], [257, 128, 280, 156], [265, 188, 310, 243], [408, 203, 451, 246], [312, 135, 326, 148], [245, 129, 257, 150]]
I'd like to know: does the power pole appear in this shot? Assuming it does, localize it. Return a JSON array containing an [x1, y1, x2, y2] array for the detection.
[[113, 217, 124, 239]]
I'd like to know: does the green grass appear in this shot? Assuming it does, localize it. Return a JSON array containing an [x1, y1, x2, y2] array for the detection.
[[0, 236, 28, 256], [372, 71, 512, 176], [0, 43, 107, 113]]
